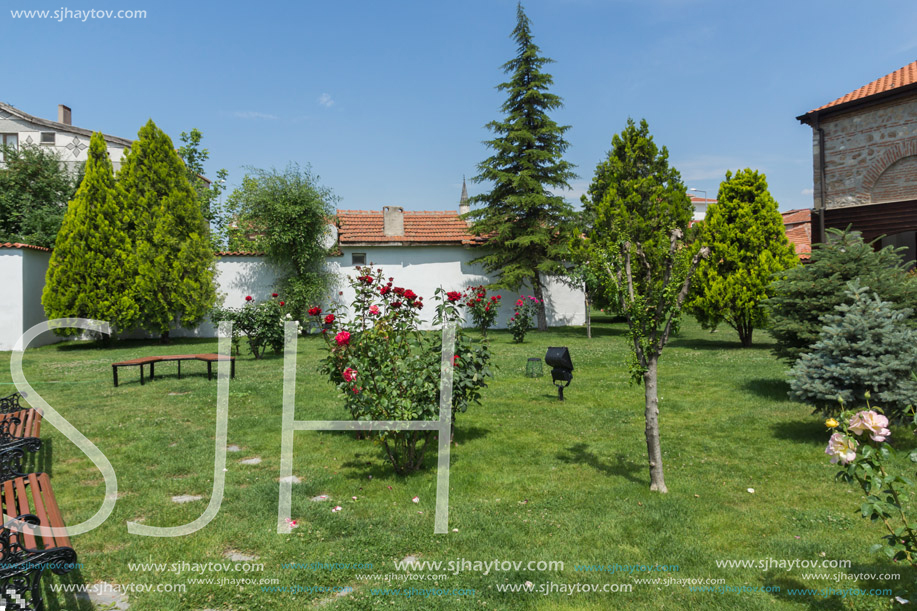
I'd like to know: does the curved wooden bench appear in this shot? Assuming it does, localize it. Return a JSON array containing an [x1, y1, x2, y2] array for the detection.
[[112, 353, 235, 386], [0, 450, 75, 610]]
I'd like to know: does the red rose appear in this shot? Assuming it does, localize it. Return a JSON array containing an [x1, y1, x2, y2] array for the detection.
[[391, 301, 402, 309], [272, 292, 279, 298], [325, 314, 335, 324], [335, 331, 351, 346], [308, 306, 322, 316], [452, 355, 460, 366], [245, 295, 253, 302], [446, 291, 462, 302], [279, 301, 285, 306], [379, 285, 391, 296], [404, 289, 417, 300]]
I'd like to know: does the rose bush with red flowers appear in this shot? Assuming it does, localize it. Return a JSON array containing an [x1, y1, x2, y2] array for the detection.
[[465, 285, 500, 336], [311, 266, 492, 474], [508, 295, 540, 343]]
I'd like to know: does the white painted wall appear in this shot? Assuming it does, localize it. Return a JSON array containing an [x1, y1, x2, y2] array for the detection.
[[329, 245, 585, 329], [0, 247, 585, 349], [0, 115, 128, 171], [0, 249, 56, 351]]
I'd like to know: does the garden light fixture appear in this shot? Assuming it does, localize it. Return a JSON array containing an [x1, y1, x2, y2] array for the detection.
[[545, 347, 573, 401]]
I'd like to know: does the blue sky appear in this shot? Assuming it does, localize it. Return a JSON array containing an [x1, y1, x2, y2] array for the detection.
[[4, 0, 917, 213]]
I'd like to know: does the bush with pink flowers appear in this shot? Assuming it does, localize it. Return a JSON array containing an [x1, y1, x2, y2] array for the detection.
[[825, 394, 917, 568], [310, 267, 492, 474]]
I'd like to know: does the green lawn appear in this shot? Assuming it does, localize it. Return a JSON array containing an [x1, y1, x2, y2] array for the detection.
[[2, 316, 914, 610]]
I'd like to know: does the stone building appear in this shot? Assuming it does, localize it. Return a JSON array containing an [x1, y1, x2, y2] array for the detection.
[[798, 61, 917, 262]]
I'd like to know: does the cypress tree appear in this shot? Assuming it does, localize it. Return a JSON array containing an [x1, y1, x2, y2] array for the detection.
[[119, 120, 217, 341], [467, 2, 576, 331], [688, 169, 799, 347], [42, 132, 138, 336]]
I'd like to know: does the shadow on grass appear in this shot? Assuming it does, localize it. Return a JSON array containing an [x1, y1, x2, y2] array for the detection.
[[43, 568, 93, 611], [53, 336, 220, 353], [556, 443, 642, 484], [743, 378, 791, 402], [771, 419, 825, 445], [667, 336, 772, 351]]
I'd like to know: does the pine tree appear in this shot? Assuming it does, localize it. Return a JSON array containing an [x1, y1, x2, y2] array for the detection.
[[467, 2, 576, 331], [42, 132, 138, 336], [766, 227, 917, 363], [688, 169, 798, 347], [119, 120, 217, 341], [789, 281, 917, 420]]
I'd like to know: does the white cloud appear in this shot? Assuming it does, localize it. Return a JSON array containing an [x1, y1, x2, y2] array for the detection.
[[801, 188, 814, 196], [227, 110, 278, 120], [318, 93, 335, 108]]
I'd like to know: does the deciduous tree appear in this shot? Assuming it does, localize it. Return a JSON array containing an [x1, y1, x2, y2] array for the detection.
[[582, 118, 708, 493]]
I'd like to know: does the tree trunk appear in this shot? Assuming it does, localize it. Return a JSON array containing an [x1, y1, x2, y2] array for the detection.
[[643, 357, 667, 493], [584, 289, 592, 339], [738, 319, 753, 348], [159, 330, 170, 345], [533, 274, 548, 332]]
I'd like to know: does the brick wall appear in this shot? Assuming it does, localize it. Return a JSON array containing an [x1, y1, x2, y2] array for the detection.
[[812, 96, 917, 209]]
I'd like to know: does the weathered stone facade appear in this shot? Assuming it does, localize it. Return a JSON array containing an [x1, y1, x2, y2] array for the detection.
[[812, 96, 917, 210]]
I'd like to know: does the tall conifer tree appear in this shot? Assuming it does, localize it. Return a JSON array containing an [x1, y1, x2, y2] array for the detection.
[[467, 2, 576, 331], [43, 132, 138, 336], [119, 120, 217, 341]]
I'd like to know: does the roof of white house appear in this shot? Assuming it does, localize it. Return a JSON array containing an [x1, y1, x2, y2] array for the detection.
[[336, 209, 486, 246], [0, 101, 133, 148]]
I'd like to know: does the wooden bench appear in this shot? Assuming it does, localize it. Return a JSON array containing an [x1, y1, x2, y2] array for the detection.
[[111, 353, 236, 386], [0, 449, 75, 610], [0, 393, 41, 454]]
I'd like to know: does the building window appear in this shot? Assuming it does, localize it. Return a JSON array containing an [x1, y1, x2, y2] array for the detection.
[[351, 253, 366, 266], [0, 133, 18, 162], [40, 132, 55, 145]]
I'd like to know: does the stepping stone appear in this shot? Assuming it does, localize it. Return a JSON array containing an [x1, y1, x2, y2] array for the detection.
[[311, 494, 330, 502], [74, 582, 130, 610], [223, 550, 258, 562], [239, 457, 262, 465], [227, 445, 241, 452], [280, 475, 301, 484], [172, 495, 203, 504]]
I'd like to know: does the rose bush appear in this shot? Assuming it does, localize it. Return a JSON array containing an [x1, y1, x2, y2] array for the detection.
[[312, 267, 492, 474], [212, 294, 297, 358], [465, 285, 501, 337], [508, 295, 540, 343], [825, 394, 917, 568]]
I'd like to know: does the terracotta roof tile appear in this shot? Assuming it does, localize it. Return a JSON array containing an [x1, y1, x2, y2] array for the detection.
[[0, 242, 51, 252], [802, 61, 917, 118], [216, 250, 266, 256], [336, 209, 485, 245]]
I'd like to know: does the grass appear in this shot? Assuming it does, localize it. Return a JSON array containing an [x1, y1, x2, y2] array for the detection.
[[1, 316, 915, 610]]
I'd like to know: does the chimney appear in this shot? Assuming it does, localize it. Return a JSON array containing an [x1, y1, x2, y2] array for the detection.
[[459, 176, 470, 216], [58, 104, 72, 125], [383, 206, 404, 237]]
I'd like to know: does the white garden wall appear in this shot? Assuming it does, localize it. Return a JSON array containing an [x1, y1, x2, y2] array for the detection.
[[0, 247, 585, 350]]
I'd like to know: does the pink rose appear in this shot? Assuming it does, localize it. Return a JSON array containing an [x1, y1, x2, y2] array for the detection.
[[848, 411, 891, 442], [343, 367, 357, 382], [825, 433, 858, 465], [369, 305, 380, 316]]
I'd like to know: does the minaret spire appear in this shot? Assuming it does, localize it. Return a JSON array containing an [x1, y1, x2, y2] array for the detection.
[[459, 176, 470, 215]]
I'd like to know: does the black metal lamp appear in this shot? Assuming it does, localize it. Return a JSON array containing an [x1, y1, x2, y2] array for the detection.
[[545, 347, 573, 401]]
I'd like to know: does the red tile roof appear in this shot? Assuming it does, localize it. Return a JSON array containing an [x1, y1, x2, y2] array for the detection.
[[215, 250, 265, 256], [782, 209, 811, 259], [800, 61, 917, 121], [336, 209, 484, 245], [0, 242, 51, 252]]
